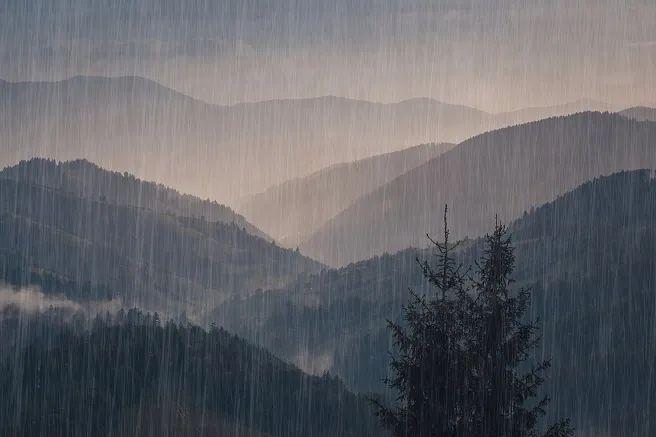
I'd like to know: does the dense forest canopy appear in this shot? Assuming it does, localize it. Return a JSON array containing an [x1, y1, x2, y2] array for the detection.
[[0, 307, 380, 437]]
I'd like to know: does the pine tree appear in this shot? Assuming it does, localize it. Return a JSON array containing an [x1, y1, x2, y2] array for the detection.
[[375, 206, 471, 436], [467, 222, 572, 437], [376, 212, 573, 437]]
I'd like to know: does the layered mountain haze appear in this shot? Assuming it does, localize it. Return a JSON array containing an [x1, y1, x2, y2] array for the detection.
[[300, 112, 656, 266], [238, 143, 455, 246], [0, 75, 612, 203], [218, 170, 656, 436], [0, 162, 321, 317], [3, 2, 656, 436]]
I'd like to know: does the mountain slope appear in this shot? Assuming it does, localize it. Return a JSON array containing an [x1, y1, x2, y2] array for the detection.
[[217, 170, 656, 436], [0, 174, 321, 316], [0, 309, 380, 437], [0, 158, 269, 240], [0, 76, 610, 203], [238, 143, 454, 246], [618, 106, 656, 122], [300, 112, 656, 266]]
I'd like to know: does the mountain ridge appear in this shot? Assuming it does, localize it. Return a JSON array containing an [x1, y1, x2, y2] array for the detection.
[[238, 142, 455, 246], [0, 157, 271, 240], [299, 112, 656, 265]]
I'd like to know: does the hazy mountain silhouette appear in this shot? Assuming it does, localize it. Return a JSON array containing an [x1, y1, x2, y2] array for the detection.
[[495, 98, 613, 124], [218, 170, 656, 436], [618, 106, 656, 122], [0, 76, 483, 202], [0, 75, 611, 203], [0, 170, 321, 316], [300, 112, 656, 266], [238, 143, 455, 246], [0, 158, 269, 240]]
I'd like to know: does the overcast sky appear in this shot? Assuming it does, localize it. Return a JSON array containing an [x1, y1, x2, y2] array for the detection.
[[1, 0, 654, 111]]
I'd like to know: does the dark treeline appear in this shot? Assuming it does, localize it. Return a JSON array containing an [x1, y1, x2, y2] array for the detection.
[[0, 307, 380, 437]]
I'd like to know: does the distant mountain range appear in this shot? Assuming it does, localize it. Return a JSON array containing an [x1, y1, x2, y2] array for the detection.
[[238, 142, 455, 246], [0, 75, 613, 203], [218, 170, 656, 436], [299, 112, 656, 266], [0, 160, 320, 316]]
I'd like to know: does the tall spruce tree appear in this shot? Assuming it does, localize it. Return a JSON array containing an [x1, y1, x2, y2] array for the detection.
[[376, 211, 572, 437], [467, 222, 572, 437], [375, 206, 471, 436]]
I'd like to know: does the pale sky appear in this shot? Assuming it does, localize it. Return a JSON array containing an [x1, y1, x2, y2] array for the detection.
[[1, 0, 655, 111]]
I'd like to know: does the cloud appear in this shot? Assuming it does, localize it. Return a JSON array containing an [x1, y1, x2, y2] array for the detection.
[[0, 285, 122, 316]]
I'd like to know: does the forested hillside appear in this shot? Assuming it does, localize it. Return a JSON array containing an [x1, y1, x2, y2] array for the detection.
[[0, 308, 380, 437], [219, 170, 656, 436], [1, 158, 269, 239], [0, 176, 321, 316]]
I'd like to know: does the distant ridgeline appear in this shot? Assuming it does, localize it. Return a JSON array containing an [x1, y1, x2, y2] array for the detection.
[[238, 142, 454, 247], [618, 106, 656, 122], [299, 112, 656, 266], [217, 170, 656, 437], [0, 159, 321, 316], [0, 308, 379, 437], [1, 158, 270, 240]]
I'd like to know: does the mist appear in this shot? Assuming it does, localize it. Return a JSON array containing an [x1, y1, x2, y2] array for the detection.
[[0, 284, 122, 315]]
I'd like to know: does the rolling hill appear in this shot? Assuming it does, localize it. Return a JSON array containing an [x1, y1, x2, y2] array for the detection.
[[0, 158, 269, 240], [300, 112, 656, 266], [0, 167, 321, 317], [216, 170, 656, 436], [238, 142, 454, 246]]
